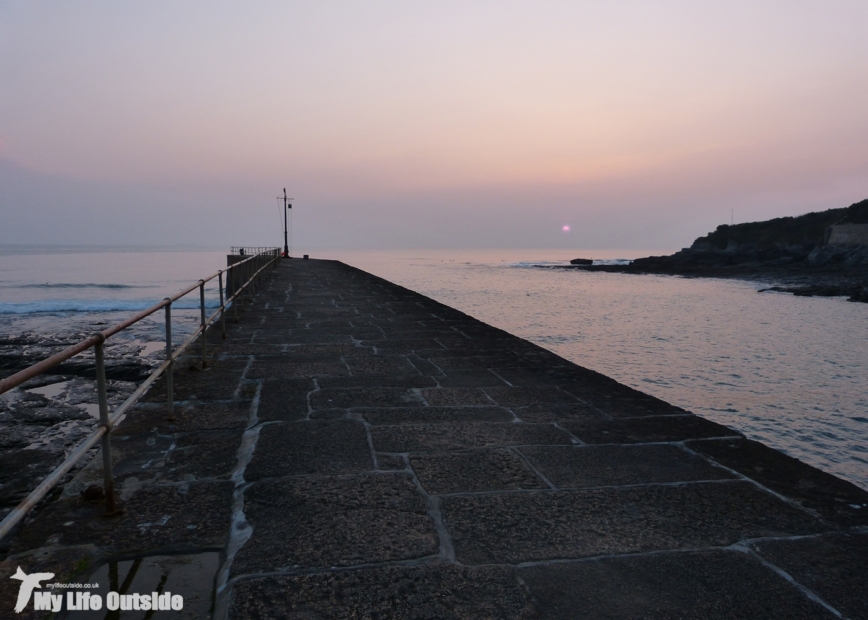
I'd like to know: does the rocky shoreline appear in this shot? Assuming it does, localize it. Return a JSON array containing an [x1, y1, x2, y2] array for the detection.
[[574, 199, 868, 303], [0, 332, 160, 521]]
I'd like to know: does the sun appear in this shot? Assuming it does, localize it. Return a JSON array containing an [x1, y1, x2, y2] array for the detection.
[[562, 225, 570, 232]]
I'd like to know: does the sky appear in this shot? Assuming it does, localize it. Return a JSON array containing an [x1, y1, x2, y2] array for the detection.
[[1, 1, 867, 252]]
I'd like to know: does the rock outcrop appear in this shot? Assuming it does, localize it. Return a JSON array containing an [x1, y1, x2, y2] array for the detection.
[[586, 199, 868, 302]]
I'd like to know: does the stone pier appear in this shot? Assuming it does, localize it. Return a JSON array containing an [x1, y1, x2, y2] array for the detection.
[[2, 259, 867, 619]]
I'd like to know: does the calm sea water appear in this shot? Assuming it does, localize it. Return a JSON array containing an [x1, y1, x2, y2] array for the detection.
[[1, 247, 866, 490]]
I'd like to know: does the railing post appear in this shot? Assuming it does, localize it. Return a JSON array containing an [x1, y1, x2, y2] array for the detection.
[[164, 299, 174, 418], [232, 267, 239, 323], [94, 335, 117, 515], [199, 280, 208, 368], [218, 270, 226, 339]]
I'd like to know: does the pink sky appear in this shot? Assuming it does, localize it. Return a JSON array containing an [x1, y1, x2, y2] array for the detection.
[[1, 1, 866, 250]]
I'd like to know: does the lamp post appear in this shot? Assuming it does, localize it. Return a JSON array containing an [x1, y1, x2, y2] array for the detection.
[[280, 188, 293, 258]]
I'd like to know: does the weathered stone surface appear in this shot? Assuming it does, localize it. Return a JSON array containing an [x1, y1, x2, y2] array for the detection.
[[317, 375, 439, 389], [255, 377, 312, 421], [11, 482, 233, 556], [118, 401, 251, 435], [482, 386, 581, 408], [361, 406, 513, 425], [420, 387, 494, 407], [229, 564, 535, 620], [245, 420, 373, 479], [512, 402, 605, 423], [372, 422, 572, 453], [411, 449, 547, 494], [519, 550, 838, 619], [752, 533, 868, 619], [311, 387, 424, 410], [109, 430, 241, 483], [343, 354, 421, 377], [82, 553, 219, 620], [519, 444, 735, 488], [232, 474, 438, 574], [563, 414, 739, 443], [689, 438, 868, 526], [442, 481, 824, 564], [435, 368, 510, 387], [0, 448, 58, 508]]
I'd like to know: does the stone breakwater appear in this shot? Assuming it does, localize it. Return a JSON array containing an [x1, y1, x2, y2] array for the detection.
[[2, 259, 867, 619]]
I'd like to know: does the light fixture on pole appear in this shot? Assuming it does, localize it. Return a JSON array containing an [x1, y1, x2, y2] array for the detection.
[[277, 188, 294, 258]]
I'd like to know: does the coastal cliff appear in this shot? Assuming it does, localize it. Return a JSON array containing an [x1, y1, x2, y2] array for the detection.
[[588, 199, 868, 302]]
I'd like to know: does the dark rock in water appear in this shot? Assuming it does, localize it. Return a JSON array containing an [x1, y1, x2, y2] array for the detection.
[[585, 198, 868, 303], [570, 258, 593, 266], [80, 485, 105, 502]]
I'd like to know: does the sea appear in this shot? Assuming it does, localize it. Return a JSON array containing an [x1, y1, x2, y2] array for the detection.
[[1, 246, 866, 491]]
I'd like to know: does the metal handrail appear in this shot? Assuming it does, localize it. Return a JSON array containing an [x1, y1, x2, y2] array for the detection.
[[0, 248, 281, 541]]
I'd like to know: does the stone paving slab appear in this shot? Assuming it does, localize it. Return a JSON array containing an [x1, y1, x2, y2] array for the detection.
[[519, 444, 736, 488], [4, 258, 867, 619], [229, 564, 534, 619], [232, 474, 438, 574], [360, 406, 514, 425], [411, 449, 548, 494], [563, 413, 739, 443], [689, 437, 868, 527], [752, 533, 868, 619], [119, 401, 252, 435], [371, 421, 573, 452], [255, 377, 313, 421], [245, 420, 373, 479], [442, 481, 825, 564], [11, 481, 233, 556], [518, 550, 838, 619]]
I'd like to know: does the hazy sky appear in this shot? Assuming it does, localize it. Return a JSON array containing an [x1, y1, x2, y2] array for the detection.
[[1, 1, 866, 251]]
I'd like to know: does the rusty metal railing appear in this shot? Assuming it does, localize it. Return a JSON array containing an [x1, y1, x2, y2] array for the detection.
[[0, 248, 280, 541]]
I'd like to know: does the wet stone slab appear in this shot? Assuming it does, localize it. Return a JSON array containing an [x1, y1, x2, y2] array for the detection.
[[11, 481, 233, 556], [519, 444, 735, 488], [482, 386, 582, 408], [434, 368, 510, 387], [77, 553, 220, 620], [343, 354, 421, 377], [117, 401, 252, 435], [689, 438, 868, 527], [411, 449, 548, 494], [109, 430, 242, 483], [229, 564, 535, 620], [518, 550, 838, 619], [360, 406, 514, 425], [316, 375, 439, 389], [562, 414, 739, 443], [419, 387, 495, 407], [371, 421, 573, 453], [245, 420, 373, 480], [752, 533, 868, 619], [310, 387, 425, 409], [255, 377, 313, 421], [232, 474, 438, 574], [442, 481, 824, 564]]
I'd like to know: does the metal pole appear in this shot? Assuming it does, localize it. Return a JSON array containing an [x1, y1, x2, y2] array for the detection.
[[218, 270, 226, 339], [283, 188, 289, 257], [94, 336, 117, 515], [164, 299, 173, 418], [199, 280, 207, 368]]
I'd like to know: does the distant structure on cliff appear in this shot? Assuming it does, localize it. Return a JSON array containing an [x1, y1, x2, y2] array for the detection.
[[826, 204, 868, 246]]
